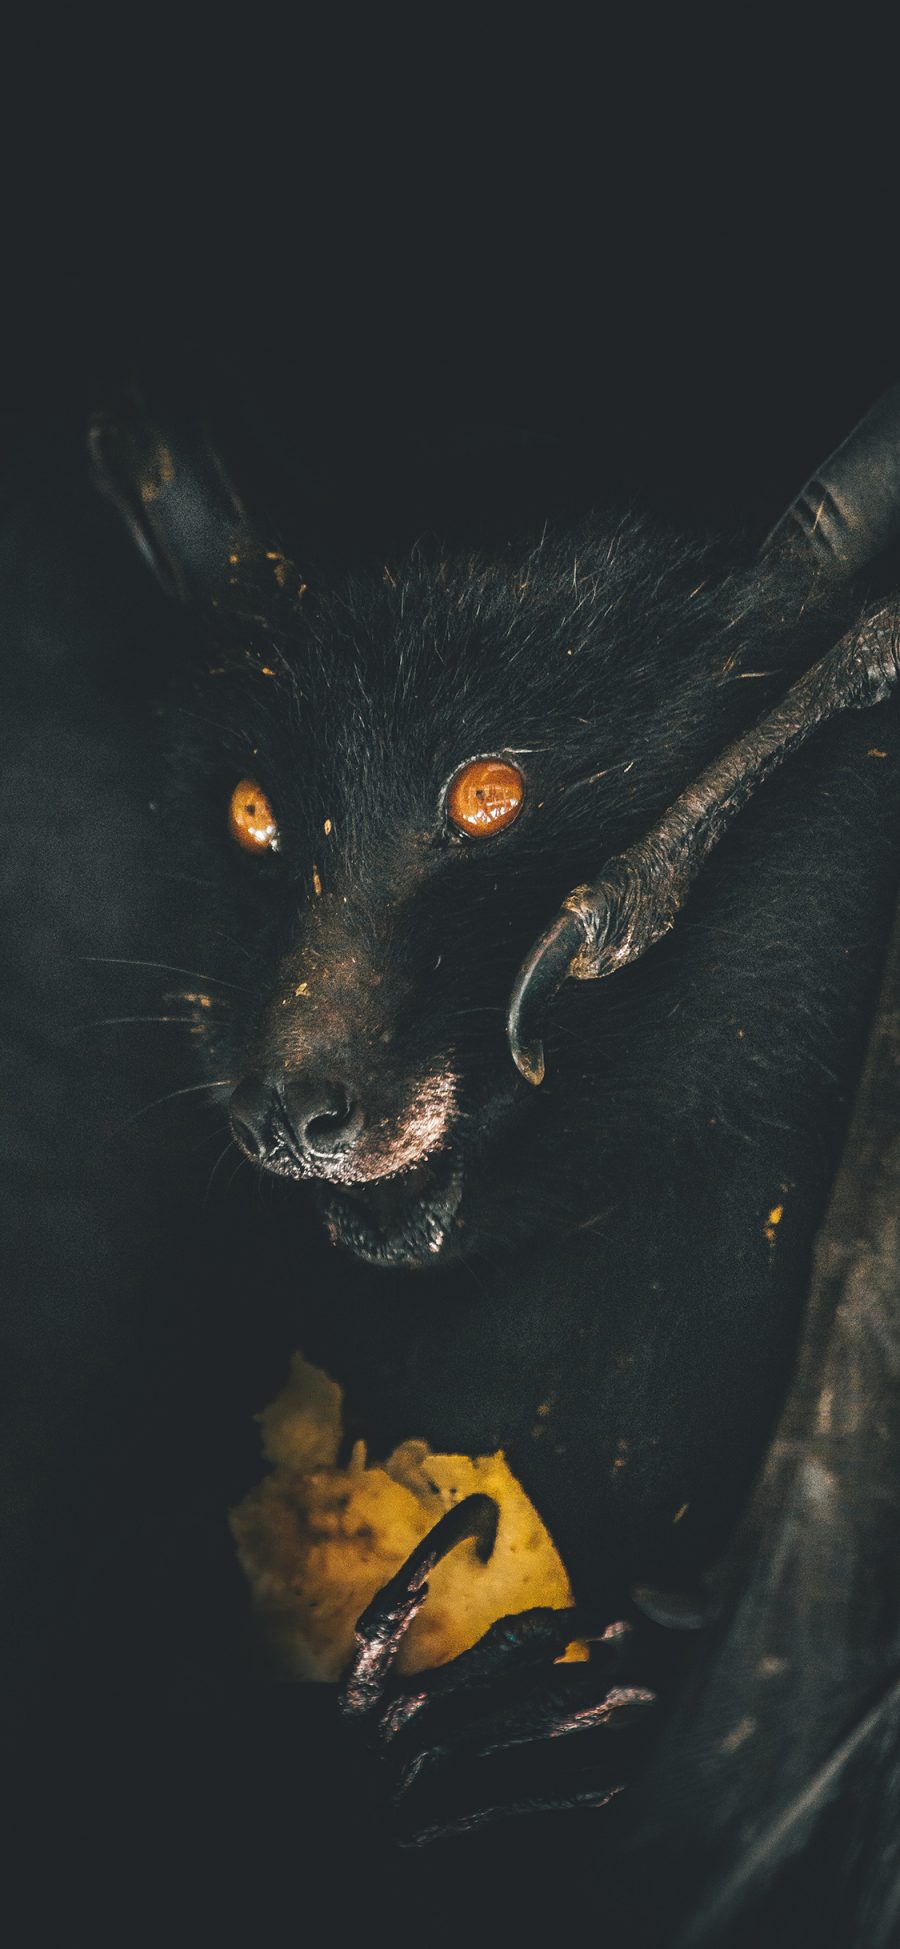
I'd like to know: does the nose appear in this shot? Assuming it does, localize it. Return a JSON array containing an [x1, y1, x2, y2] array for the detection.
[[230, 1073, 365, 1169]]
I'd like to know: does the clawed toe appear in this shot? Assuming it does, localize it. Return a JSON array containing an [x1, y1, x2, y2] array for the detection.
[[338, 1494, 670, 1846]]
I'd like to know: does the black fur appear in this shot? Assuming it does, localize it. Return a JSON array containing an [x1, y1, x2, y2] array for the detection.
[[159, 510, 900, 1603], [6, 405, 900, 1944]]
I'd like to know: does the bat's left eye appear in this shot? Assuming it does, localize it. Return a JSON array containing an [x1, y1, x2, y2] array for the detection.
[[445, 757, 526, 837], [229, 778, 279, 853]]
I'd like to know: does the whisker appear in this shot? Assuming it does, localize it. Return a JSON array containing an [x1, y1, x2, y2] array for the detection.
[[169, 703, 247, 741], [204, 1137, 238, 1206], [452, 1005, 505, 1019], [225, 1154, 249, 1195], [152, 870, 220, 890], [108, 1079, 235, 1138], [213, 930, 264, 968], [73, 1016, 215, 1032], [189, 1119, 233, 1156], [81, 957, 248, 992], [461, 1255, 491, 1300]]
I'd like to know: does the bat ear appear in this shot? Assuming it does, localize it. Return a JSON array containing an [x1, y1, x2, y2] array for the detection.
[[764, 381, 900, 582], [88, 391, 303, 622]]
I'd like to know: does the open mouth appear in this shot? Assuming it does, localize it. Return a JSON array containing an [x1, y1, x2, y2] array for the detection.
[[319, 1149, 464, 1267]]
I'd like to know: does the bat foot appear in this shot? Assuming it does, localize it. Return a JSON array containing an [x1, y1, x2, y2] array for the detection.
[[338, 1497, 690, 1847]]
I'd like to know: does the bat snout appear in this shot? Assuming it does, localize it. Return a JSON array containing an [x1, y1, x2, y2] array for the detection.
[[229, 1057, 458, 1190], [230, 1072, 366, 1175]]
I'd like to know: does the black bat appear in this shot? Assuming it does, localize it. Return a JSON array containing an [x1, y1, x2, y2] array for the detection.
[[89, 382, 900, 1939]]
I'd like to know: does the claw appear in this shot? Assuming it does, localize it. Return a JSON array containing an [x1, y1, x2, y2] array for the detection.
[[394, 1677, 656, 1801], [401, 1783, 625, 1847], [377, 1606, 617, 1746], [339, 1493, 499, 1720], [507, 906, 590, 1084]]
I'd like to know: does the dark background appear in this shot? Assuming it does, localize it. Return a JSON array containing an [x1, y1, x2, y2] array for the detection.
[[2, 136, 898, 1934]]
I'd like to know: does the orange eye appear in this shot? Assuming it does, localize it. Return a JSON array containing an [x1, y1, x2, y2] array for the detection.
[[446, 757, 525, 838], [229, 778, 279, 853]]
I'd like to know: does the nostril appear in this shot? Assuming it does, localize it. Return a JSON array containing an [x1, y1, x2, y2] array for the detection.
[[305, 1087, 352, 1142], [230, 1075, 365, 1170], [229, 1075, 273, 1159], [283, 1078, 365, 1159]]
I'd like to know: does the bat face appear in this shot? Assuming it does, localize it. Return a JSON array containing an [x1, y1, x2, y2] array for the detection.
[[161, 520, 827, 1270]]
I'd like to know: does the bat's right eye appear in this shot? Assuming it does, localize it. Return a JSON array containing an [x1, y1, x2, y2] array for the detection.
[[444, 756, 526, 838], [229, 778, 279, 853]]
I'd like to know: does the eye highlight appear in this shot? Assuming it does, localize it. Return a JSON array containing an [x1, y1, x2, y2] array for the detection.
[[445, 757, 525, 838], [229, 778, 279, 853]]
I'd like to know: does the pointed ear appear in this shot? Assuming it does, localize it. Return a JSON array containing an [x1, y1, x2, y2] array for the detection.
[[88, 392, 303, 622]]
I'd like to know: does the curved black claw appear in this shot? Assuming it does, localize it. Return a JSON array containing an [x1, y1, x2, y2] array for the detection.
[[339, 1493, 499, 1721], [507, 906, 590, 1085]]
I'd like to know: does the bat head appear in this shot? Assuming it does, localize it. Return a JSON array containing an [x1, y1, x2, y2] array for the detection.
[[90, 387, 896, 1270]]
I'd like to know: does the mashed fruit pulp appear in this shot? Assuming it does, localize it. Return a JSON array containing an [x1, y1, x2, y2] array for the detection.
[[230, 1352, 587, 1681]]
